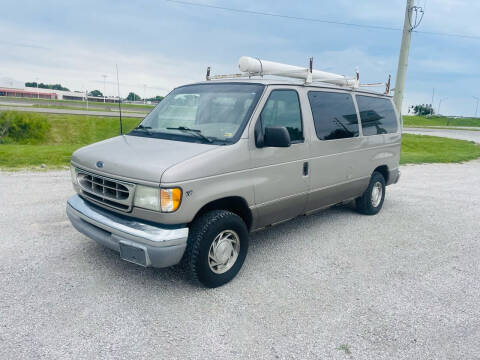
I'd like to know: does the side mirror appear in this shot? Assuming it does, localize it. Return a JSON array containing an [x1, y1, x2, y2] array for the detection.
[[264, 126, 291, 147]]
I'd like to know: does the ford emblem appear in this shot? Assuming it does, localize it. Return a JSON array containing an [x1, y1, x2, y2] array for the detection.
[[96, 161, 104, 168]]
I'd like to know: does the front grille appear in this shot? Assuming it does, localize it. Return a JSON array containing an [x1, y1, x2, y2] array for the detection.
[[76, 169, 135, 212]]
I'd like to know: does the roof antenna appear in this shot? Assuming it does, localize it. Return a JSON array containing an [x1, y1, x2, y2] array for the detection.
[[306, 57, 313, 83], [116, 64, 123, 135], [206, 66, 211, 81], [354, 67, 360, 88], [385, 74, 391, 94]]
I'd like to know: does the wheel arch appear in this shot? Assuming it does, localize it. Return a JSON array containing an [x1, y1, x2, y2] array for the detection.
[[192, 196, 253, 231], [373, 165, 389, 184]]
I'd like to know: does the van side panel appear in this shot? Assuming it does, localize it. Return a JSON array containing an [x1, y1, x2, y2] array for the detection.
[[247, 85, 311, 229], [354, 95, 402, 184], [158, 139, 257, 225], [304, 89, 369, 212]]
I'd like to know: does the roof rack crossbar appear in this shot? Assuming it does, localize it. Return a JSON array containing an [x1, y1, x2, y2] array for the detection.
[[205, 57, 391, 94]]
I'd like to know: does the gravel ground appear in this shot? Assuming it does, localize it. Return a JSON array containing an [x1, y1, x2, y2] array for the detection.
[[403, 127, 480, 143], [1, 161, 480, 359]]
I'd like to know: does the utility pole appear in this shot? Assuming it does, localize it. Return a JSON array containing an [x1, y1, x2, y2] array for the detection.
[[102, 75, 107, 103], [438, 97, 447, 115], [393, 0, 414, 114], [36, 77, 39, 99], [431, 88, 435, 112], [473, 96, 479, 118]]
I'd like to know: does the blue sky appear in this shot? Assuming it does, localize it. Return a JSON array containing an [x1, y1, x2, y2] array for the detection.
[[1, 0, 479, 115]]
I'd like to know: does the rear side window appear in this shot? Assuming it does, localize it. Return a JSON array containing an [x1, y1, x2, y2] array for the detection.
[[356, 96, 398, 135], [260, 90, 303, 142], [308, 91, 359, 140]]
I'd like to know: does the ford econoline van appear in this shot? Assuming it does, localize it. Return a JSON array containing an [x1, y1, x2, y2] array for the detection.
[[67, 75, 401, 288]]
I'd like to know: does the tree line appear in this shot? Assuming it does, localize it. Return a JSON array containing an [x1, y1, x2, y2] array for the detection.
[[88, 90, 163, 102], [25, 82, 70, 91], [25, 82, 163, 102]]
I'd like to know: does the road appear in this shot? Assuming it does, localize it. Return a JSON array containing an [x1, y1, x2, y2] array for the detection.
[[404, 127, 480, 143], [0, 105, 147, 118], [1, 161, 480, 359]]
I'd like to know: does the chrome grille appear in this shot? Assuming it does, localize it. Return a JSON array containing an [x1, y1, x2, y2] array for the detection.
[[76, 169, 135, 211]]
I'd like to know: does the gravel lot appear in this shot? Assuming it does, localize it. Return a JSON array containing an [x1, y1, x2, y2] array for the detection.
[[1, 161, 480, 359]]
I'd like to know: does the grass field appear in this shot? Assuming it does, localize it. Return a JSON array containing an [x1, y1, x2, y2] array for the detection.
[[1, 112, 480, 169], [0, 103, 151, 113], [400, 134, 480, 164], [0, 96, 155, 110], [0, 113, 139, 169], [403, 115, 480, 128]]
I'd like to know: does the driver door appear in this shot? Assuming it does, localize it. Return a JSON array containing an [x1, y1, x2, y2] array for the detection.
[[249, 87, 310, 229]]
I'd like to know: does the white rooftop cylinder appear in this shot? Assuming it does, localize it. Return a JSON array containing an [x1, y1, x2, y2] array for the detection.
[[238, 56, 355, 86]]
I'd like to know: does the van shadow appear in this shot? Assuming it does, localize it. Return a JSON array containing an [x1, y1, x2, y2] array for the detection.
[[82, 241, 197, 291], [248, 202, 358, 251], [81, 203, 358, 290]]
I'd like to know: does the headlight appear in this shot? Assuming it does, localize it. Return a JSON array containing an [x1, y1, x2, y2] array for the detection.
[[134, 186, 182, 212], [160, 188, 182, 212], [70, 165, 78, 185], [134, 185, 161, 211]]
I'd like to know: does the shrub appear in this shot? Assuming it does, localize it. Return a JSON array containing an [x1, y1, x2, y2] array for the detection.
[[0, 111, 51, 144]]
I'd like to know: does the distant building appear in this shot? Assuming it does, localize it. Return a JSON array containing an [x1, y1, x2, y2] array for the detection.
[[0, 87, 58, 100]]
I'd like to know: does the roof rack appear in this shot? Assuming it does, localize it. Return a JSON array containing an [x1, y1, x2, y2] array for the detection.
[[206, 56, 391, 95]]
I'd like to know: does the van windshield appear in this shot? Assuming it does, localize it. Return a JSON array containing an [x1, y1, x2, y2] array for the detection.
[[130, 83, 264, 144]]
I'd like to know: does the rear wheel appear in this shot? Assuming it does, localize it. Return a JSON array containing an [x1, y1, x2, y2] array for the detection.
[[356, 171, 386, 215], [182, 210, 249, 288]]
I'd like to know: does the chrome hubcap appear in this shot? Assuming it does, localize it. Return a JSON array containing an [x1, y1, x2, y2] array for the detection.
[[208, 230, 240, 274], [371, 181, 383, 208]]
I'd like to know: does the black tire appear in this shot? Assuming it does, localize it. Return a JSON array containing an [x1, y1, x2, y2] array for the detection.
[[181, 210, 249, 288], [356, 171, 386, 215]]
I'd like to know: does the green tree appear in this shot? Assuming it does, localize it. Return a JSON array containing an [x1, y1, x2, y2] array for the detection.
[[126, 92, 141, 101], [147, 95, 164, 102], [412, 104, 434, 116], [88, 90, 103, 97], [25, 82, 70, 91]]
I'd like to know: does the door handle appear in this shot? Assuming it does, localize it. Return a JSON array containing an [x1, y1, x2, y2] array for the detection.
[[303, 161, 309, 176]]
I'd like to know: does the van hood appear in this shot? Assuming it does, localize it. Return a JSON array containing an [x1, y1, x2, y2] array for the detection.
[[71, 135, 218, 183]]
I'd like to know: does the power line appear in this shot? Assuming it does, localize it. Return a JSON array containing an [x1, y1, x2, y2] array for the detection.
[[165, 0, 480, 40], [413, 30, 480, 40], [165, 0, 400, 31]]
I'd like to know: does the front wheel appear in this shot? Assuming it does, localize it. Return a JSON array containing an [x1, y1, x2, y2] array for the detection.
[[356, 171, 386, 215], [181, 210, 249, 288]]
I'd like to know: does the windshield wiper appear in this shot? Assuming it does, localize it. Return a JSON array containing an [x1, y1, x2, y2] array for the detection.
[[132, 124, 154, 135], [166, 126, 213, 143]]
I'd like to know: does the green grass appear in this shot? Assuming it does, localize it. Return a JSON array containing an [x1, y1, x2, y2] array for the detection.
[[1, 112, 480, 170], [29, 104, 151, 113], [403, 115, 480, 128], [0, 96, 155, 110], [0, 144, 79, 168], [0, 103, 150, 113], [337, 344, 352, 355], [400, 133, 480, 164], [39, 113, 139, 144], [0, 113, 140, 169]]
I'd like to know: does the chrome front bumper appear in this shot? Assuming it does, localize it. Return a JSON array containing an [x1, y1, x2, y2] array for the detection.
[[66, 195, 188, 268]]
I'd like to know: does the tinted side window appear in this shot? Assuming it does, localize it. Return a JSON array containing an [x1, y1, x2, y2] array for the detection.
[[356, 96, 398, 135], [260, 90, 303, 142], [308, 91, 359, 140]]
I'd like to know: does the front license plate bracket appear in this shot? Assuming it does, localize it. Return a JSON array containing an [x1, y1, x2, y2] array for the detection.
[[119, 242, 148, 267]]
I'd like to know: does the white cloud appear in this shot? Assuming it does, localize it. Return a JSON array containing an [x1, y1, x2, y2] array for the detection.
[[0, 23, 209, 98]]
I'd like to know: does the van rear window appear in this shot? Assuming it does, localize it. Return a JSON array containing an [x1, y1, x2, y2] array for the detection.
[[356, 96, 398, 135], [308, 91, 359, 140]]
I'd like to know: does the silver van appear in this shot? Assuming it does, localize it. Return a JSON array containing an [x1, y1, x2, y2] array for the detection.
[[67, 78, 401, 287]]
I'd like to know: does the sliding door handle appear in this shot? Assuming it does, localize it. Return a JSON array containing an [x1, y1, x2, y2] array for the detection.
[[303, 161, 309, 176]]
